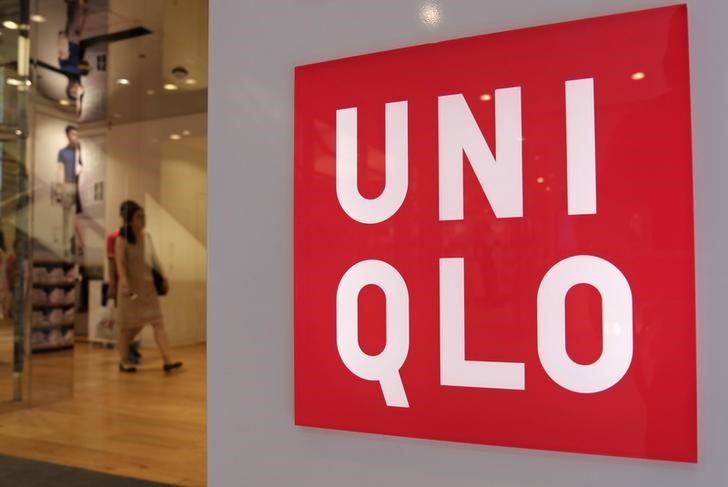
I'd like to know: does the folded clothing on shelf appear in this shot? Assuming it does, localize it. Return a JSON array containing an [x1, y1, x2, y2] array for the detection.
[[48, 329, 63, 346], [32, 267, 48, 283], [48, 309, 65, 325], [31, 331, 46, 347], [49, 288, 66, 305], [48, 268, 66, 284], [31, 328, 73, 350], [32, 311, 50, 328], [64, 307, 75, 323], [32, 289, 48, 305]]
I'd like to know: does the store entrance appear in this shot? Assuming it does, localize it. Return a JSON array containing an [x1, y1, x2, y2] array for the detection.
[[0, 1, 208, 484]]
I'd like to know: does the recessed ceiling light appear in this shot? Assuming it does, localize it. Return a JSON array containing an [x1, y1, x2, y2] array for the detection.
[[631, 72, 646, 81], [182, 130, 191, 136], [163, 83, 179, 91], [30, 14, 46, 23], [5, 78, 20, 86], [184, 78, 197, 85], [2, 20, 18, 30], [536, 177, 545, 184], [146, 89, 155, 95], [59, 99, 71, 106], [480, 94, 492, 102], [116, 78, 130, 85], [169, 134, 182, 140], [14, 129, 22, 136], [24, 79, 31, 86]]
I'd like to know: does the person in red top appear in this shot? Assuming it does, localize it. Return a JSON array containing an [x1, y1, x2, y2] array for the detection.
[[108, 201, 141, 363]]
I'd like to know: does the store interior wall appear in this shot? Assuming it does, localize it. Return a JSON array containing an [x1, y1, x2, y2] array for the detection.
[[105, 113, 207, 347], [209, 0, 728, 486]]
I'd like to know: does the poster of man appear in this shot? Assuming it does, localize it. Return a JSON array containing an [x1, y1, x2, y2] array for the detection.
[[51, 124, 83, 259]]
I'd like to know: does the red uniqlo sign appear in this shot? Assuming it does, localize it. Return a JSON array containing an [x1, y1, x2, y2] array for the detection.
[[294, 5, 696, 462]]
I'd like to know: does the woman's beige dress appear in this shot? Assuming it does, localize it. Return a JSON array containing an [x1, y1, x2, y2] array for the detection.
[[115, 234, 162, 329]]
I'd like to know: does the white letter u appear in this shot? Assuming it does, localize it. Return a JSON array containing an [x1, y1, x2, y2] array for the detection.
[[336, 101, 408, 224]]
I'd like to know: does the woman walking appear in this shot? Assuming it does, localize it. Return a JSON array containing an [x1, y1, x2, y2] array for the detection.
[[115, 200, 182, 373]]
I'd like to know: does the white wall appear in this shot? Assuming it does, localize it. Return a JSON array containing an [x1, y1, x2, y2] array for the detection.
[[105, 113, 207, 346], [209, 0, 728, 486]]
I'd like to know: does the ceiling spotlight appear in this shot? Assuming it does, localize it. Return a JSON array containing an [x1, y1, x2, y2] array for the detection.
[[5, 78, 20, 86], [169, 134, 182, 140], [536, 177, 545, 184], [14, 129, 22, 136], [146, 89, 155, 95], [30, 14, 46, 23], [480, 93, 492, 102], [418, 2, 442, 26], [2, 20, 18, 30], [631, 72, 646, 81], [116, 78, 130, 85], [59, 99, 71, 106], [184, 78, 197, 85], [182, 130, 191, 136], [163, 83, 179, 91], [24, 79, 31, 86]]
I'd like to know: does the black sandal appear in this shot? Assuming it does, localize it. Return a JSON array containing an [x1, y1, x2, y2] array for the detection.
[[119, 363, 137, 373], [163, 361, 183, 373]]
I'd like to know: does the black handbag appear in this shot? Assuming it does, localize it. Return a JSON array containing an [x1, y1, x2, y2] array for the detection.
[[152, 268, 167, 296]]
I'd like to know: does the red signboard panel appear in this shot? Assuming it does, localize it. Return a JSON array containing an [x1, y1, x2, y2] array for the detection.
[[294, 5, 696, 462]]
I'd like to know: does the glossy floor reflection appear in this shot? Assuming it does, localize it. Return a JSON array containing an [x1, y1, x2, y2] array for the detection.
[[0, 343, 206, 486]]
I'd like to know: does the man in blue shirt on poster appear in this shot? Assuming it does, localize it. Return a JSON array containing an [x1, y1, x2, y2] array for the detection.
[[55, 125, 83, 259]]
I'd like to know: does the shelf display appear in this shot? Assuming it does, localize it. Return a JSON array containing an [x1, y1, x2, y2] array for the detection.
[[31, 260, 77, 353]]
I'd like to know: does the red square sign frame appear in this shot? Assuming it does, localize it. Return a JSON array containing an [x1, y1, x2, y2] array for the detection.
[[294, 5, 696, 462]]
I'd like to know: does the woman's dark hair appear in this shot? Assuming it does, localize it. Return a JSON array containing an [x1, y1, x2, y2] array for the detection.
[[119, 200, 142, 244]]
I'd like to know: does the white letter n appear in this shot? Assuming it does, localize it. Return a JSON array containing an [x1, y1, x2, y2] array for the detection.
[[438, 88, 523, 221]]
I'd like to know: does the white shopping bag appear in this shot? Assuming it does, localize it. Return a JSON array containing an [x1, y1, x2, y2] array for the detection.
[[95, 299, 117, 341]]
